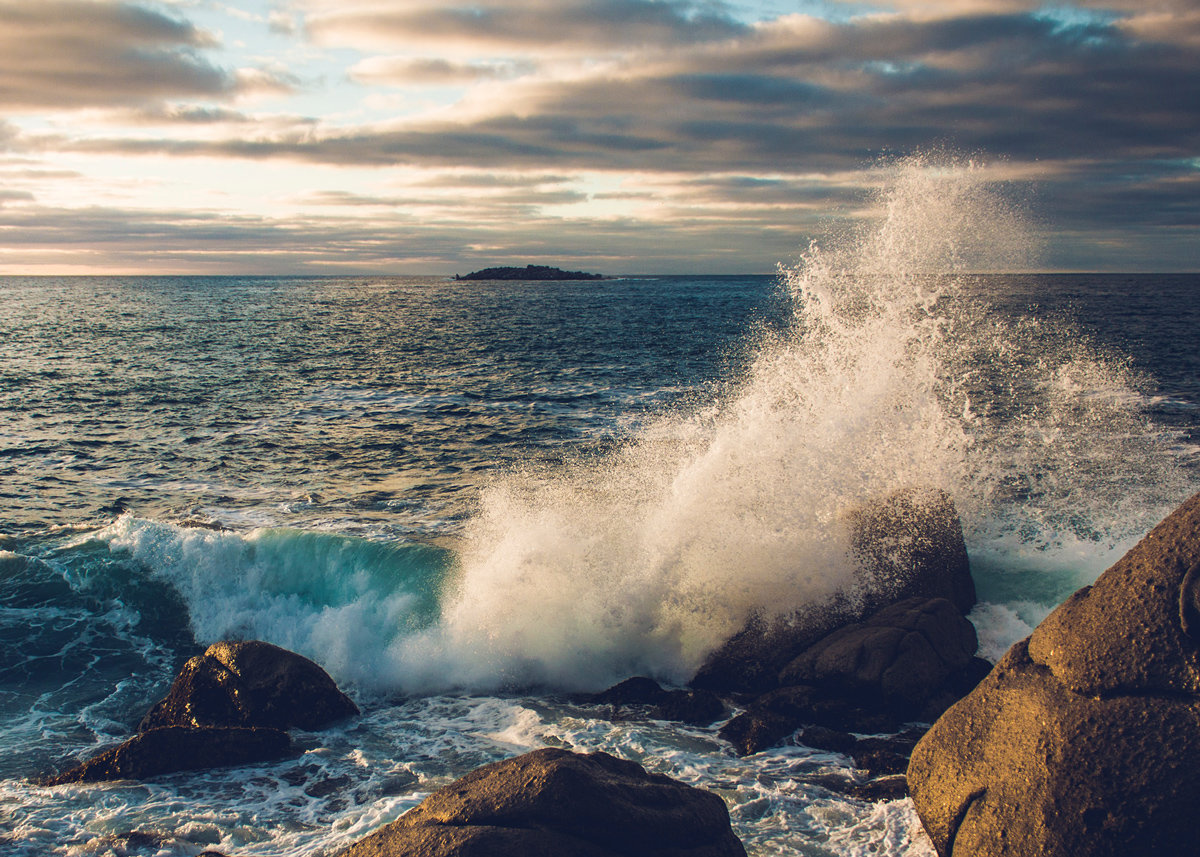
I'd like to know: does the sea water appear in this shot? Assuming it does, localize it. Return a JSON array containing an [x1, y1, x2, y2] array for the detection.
[[1, 159, 1198, 855]]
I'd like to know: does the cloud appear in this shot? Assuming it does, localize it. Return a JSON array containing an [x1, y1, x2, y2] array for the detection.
[[350, 56, 537, 86], [4, 1, 1198, 272], [304, 0, 748, 52], [0, 189, 34, 205], [0, 0, 238, 110], [0, 198, 809, 274], [0, 0, 302, 112]]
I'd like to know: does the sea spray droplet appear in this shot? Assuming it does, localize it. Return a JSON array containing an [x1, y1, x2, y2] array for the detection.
[[386, 155, 1054, 694]]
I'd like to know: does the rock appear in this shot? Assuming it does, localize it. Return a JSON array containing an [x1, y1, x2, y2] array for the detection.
[[847, 488, 975, 615], [692, 489, 974, 695], [583, 677, 726, 726], [335, 747, 746, 857], [846, 774, 909, 802], [796, 725, 858, 755], [719, 598, 979, 756], [140, 640, 358, 732], [779, 597, 978, 721], [908, 492, 1200, 856], [41, 726, 290, 784], [719, 685, 899, 756], [852, 747, 909, 777]]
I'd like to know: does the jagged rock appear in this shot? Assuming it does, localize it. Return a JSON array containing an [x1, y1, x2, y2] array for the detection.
[[41, 726, 290, 784], [719, 685, 899, 756], [583, 677, 726, 726], [846, 775, 909, 802], [779, 597, 978, 720], [796, 725, 859, 755], [719, 598, 981, 756], [847, 489, 975, 614], [692, 489, 974, 695], [140, 640, 358, 732], [335, 747, 746, 857], [908, 492, 1200, 857]]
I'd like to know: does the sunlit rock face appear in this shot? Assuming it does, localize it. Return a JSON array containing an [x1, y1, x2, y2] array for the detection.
[[908, 492, 1200, 857]]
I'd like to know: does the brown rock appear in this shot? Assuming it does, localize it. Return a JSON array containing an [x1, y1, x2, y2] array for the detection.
[[779, 597, 978, 719], [140, 640, 358, 732], [1027, 492, 1200, 696], [335, 747, 746, 857], [692, 489, 974, 695], [908, 492, 1200, 856], [719, 685, 898, 756], [41, 726, 291, 784], [583, 677, 726, 726]]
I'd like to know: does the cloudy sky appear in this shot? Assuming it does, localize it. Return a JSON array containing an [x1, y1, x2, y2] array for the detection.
[[0, 0, 1196, 274]]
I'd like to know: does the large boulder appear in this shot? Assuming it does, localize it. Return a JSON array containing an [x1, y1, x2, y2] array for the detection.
[[779, 597, 980, 720], [692, 489, 974, 695], [335, 747, 746, 857], [718, 597, 985, 756], [140, 640, 359, 732], [908, 492, 1200, 856], [41, 726, 291, 784]]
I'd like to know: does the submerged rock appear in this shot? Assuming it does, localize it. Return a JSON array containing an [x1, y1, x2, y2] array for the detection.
[[336, 747, 746, 857], [140, 640, 359, 732], [908, 491, 1200, 856], [41, 726, 290, 784], [583, 677, 726, 726], [692, 489, 974, 695]]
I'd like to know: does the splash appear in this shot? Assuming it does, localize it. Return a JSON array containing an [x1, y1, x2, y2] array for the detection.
[[386, 152, 1182, 693], [99, 154, 1194, 694]]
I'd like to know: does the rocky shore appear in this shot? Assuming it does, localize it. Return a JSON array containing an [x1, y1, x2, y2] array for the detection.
[[34, 490, 1200, 856]]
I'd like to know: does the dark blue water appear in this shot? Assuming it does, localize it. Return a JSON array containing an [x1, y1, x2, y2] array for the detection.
[[0, 275, 777, 538]]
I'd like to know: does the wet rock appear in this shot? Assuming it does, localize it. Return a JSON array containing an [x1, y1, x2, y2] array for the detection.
[[719, 685, 898, 756], [845, 775, 909, 802], [852, 747, 909, 777], [140, 640, 358, 732], [692, 489, 974, 695], [779, 597, 978, 721], [908, 492, 1200, 857], [41, 726, 290, 784], [847, 488, 975, 615], [335, 747, 746, 857], [584, 677, 726, 726], [796, 725, 858, 755], [719, 597, 979, 756]]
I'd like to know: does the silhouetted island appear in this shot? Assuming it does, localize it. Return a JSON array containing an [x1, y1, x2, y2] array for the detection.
[[454, 264, 605, 281]]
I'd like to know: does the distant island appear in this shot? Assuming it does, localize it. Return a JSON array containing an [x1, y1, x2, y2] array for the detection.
[[454, 264, 605, 281]]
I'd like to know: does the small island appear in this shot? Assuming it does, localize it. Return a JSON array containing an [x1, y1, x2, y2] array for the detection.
[[454, 264, 605, 281]]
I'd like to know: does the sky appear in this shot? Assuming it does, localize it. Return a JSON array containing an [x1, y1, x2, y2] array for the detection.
[[0, 0, 1197, 275]]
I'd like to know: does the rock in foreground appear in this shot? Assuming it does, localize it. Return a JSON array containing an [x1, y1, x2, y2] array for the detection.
[[140, 640, 359, 732], [336, 747, 746, 857], [908, 491, 1200, 856], [42, 726, 290, 785]]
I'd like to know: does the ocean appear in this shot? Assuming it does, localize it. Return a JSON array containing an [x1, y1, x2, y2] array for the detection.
[[2, 170, 1198, 855]]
